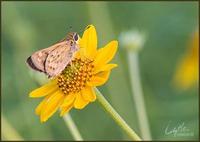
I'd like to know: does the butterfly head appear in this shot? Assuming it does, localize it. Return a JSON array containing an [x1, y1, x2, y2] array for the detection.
[[73, 33, 79, 42], [66, 32, 79, 42], [66, 32, 80, 52]]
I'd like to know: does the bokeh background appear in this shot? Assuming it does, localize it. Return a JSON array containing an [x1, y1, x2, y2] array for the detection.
[[1, 1, 199, 141]]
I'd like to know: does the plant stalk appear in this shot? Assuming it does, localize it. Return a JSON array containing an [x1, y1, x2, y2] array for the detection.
[[63, 113, 83, 141], [95, 88, 141, 141], [128, 52, 152, 140]]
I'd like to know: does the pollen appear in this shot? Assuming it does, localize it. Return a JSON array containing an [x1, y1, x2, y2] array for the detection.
[[57, 58, 94, 94]]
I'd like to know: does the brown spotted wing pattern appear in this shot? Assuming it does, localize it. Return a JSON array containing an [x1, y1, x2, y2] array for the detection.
[[26, 32, 79, 78]]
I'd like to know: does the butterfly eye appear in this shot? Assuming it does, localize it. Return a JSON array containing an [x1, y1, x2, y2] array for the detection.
[[74, 33, 79, 41]]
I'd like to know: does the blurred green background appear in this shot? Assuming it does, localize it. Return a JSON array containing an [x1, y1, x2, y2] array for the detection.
[[1, 1, 198, 141]]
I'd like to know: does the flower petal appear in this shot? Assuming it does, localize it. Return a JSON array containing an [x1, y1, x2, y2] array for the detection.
[[75, 37, 85, 59], [87, 71, 111, 86], [79, 25, 97, 59], [40, 90, 64, 122], [35, 94, 52, 115], [81, 87, 96, 102], [29, 80, 58, 98], [74, 92, 89, 109], [61, 93, 76, 107], [94, 64, 118, 74], [94, 40, 118, 67], [60, 105, 73, 116], [59, 93, 76, 116]]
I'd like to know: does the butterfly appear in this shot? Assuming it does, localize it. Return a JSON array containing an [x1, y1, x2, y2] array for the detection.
[[26, 32, 80, 78]]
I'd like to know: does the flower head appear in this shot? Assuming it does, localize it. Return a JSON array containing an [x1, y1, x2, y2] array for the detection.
[[119, 30, 146, 51], [29, 25, 118, 122], [173, 30, 199, 90]]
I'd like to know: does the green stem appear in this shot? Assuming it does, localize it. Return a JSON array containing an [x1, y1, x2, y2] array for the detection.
[[63, 113, 83, 141], [95, 88, 142, 141], [128, 52, 151, 140]]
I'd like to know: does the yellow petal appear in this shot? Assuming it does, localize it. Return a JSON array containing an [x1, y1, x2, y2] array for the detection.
[[40, 91, 64, 122], [94, 40, 118, 67], [60, 105, 73, 116], [87, 71, 111, 86], [75, 37, 85, 59], [59, 93, 76, 116], [79, 25, 97, 59], [35, 94, 52, 115], [74, 92, 89, 109], [74, 50, 81, 59], [81, 87, 96, 102], [94, 64, 118, 74], [173, 57, 198, 89], [74, 48, 83, 59], [173, 31, 199, 90], [61, 93, 76, 107], [29, 80, 58, 98]]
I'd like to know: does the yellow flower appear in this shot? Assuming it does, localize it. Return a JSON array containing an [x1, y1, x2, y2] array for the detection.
[[29, 25, 118, 122], [173, 30, 199, 90]]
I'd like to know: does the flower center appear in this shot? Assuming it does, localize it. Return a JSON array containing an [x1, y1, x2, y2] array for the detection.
[[57, 58, 94, 94]]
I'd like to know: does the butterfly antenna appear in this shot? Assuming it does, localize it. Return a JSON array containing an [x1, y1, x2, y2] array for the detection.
[[77, 29, 84, 35], [77, 25, 91, 35], [66, 26, 73, 33], [69, 26, 72, 31]]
